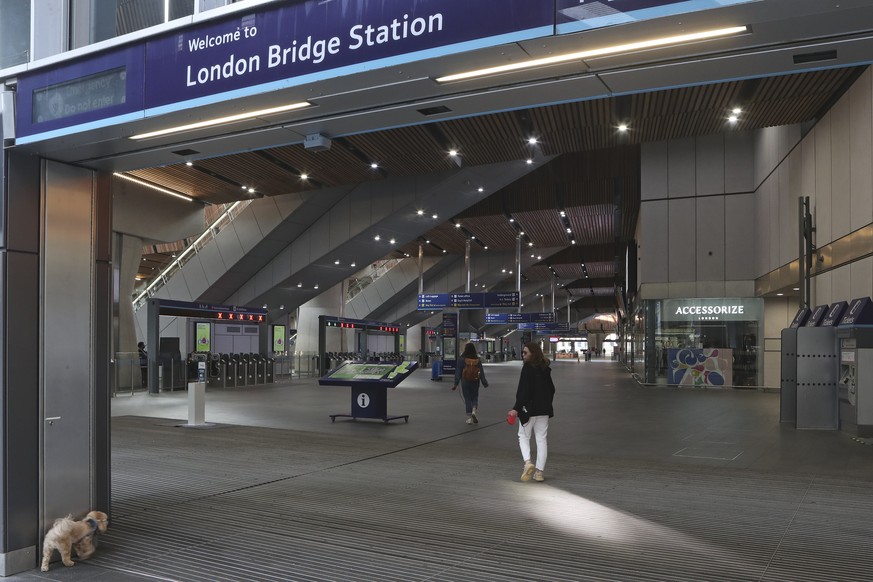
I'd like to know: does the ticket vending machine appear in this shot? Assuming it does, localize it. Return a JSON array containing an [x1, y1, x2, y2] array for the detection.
[[780, 306, 811, 424], [836, 297, 873, 437], [795, 303, 845, 430]]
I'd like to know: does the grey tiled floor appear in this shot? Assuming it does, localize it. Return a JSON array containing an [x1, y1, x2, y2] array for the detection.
[[12, 359, 873, 581]]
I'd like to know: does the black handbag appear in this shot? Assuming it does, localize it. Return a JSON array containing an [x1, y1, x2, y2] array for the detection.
[[518, 406, 530, 425]]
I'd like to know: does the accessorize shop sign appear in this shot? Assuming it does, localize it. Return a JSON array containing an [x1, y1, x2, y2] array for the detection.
[[144, 0, 554, 110], [662, 298, 762, 322]]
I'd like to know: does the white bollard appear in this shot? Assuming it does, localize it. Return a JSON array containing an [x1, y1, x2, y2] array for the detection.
[[187, 381, 206, 426]]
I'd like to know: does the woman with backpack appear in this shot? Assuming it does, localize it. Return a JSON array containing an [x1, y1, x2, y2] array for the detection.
[[507, 342, 555, 482], [452, 342, 489, 424]]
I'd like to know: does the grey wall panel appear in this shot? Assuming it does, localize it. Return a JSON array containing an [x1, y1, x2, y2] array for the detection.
[[213, 225, 244, 270], [291, 230, 311, 272], [850, 71, 873, 232], [196, 243, 225, 287], [668, 198, 696, 282], [695, 196, 725, 281], [781, 153, 801, 266], [249, 198, 283, 235], [814, 115, 833, 244], [639, 200, 669, 284], [254, 267, 273, 298], [695, 134, 725, 196], [349, 188, 372, 233], [851, 256, 873, 300], [800, 136, 816, 204], [831, 263, 851, 303], [830, 96, 852, 240], [329, 199, 350, 249], [112, 179, 203, 244], [181, 257, 210, 300], [230, 208, 263, 255], [273, 191, 307, 221], [371, 183, 392, 221], [668, 138, 695, 198], [725, 131, 754, 193], [42, 161, 93, 526], [309, 216, 330, 261], [272, 246, 292, 283], [4, 152, 40, 253], [725, 193, 756, 280], [165, 267, 192, 301], [641, 141, 668, 201]]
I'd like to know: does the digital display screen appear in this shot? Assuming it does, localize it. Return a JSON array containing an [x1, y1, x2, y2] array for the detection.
[[273, 325, 285, 353], [326, 363, 401, 381], [195, 322, 211, 352], [32, 67, 127, 124]]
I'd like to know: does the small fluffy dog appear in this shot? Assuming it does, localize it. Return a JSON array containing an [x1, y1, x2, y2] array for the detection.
[[40, 510, 109, 572]]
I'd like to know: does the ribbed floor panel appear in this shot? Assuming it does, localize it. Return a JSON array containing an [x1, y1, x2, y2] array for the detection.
[[83, 415, 873, 582]]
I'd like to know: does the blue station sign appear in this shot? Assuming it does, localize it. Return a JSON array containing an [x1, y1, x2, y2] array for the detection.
[[485, 312, 555, 324], [518, 322, 570, 332], [418, 292, 520, 310]]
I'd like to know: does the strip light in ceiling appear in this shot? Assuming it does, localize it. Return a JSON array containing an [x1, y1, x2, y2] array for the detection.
[[435, 25, 748, 83], [113, 172, 194, 202], [129, 101, 311, 140]]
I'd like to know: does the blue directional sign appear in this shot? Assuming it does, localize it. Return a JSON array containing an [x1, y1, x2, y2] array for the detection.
[[418, 294, 450, 309], [418, 291, 520, 310], [518, 322, 570, 332], [485, 312, 554, 324]]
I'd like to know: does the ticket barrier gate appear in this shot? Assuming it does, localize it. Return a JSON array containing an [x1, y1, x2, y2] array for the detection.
[[251, 353, 266, 384], [243, 354, 256, 385], [265, 357, 274, 383], [206, 353, 226, 389]]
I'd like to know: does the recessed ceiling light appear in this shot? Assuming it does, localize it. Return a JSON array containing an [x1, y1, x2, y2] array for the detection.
[[374, 235, 381, 241], [417, 209, 424, 215], [350, 262, 356, 267], [728, 115, 738, 123], [732, 107, 742, 114], [334, 260, 340, 265], [509, 218, 515, 223], [371, 163, 379, 169], [300, 173, 309, 180], [528, 242, 533, 247], [129, 101, 311, 139], [248, 187, 255, 193], [793, 287, 799, 291], [455, 223, 461, 228], [566, 228, 571, 233], [449, 149, 458, 157], [776, 292, 783, 296], [528, 137, 538, 145], [618, 124, 628, 132], [519, 231, 525, 236], [432, 214, 438, 219], [297, 282, 302, 288], [185, 161, 193, 166], [390, 238, 396, 244], [526, 159, 533, 164], [478, 187, 484, 192], [314, 284, 319, 289]]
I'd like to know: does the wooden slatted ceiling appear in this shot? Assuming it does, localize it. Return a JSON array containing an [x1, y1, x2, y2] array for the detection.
[[344, 125, 457, 175], [439, 111, 532, 165]]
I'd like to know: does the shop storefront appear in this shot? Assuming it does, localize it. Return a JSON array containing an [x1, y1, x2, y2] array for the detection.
[[635, 298, 763, 387]]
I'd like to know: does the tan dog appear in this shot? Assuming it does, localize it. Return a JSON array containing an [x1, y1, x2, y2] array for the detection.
[[40, 510, 109, 571]]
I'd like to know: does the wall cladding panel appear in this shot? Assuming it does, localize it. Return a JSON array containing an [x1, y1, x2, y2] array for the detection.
[[639, 200, 669, 284], [830, 96, 852, 240], [695, 196, 725, 281], [851, 256, 873, 301], [725, 193, 756, 280], [668, 138, 695, 198], [641, 141, 668, 200], [725, 131, 754, 193], [814, 115, 833, 245], [850, 70, 873, 232], [668, 198, 696, 282], [695, 134, 725, 196]]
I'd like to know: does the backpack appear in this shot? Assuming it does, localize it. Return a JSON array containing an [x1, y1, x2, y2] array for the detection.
[[462, 358, 480, 382]]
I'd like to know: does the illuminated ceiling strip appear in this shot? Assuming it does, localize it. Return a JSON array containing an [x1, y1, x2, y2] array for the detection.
[[435, 26, 748, 83], [129, 101, 311, 140], [113, 172, 194, 202]]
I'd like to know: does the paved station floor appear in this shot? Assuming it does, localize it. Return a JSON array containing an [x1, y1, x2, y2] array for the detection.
[[13, 358, 873, 581]]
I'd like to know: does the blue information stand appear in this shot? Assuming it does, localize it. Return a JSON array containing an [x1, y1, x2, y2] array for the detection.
[[319, 361, 418, 423]]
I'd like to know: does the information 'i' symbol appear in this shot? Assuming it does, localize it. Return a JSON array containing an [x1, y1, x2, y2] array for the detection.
[[358, 393, 370, 408]]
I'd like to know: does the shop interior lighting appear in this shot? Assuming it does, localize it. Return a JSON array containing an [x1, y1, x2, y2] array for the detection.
[[129, 101, 311, 139], [435, 26, 748, 83], [114, 172, 194, 202]]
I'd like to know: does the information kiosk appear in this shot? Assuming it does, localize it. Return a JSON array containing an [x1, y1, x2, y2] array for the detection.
[[319, 361, 418, 423]]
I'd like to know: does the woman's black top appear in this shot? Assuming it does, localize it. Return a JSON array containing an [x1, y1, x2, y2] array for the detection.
[[513, 362, 555, 418]]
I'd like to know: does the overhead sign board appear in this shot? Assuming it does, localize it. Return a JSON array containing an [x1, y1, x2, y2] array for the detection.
[[417, 292, 519, 310], [485, 312, 555, 324], [518, 322, 570, 332]]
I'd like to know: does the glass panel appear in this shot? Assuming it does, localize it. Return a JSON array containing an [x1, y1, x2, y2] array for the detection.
[[169, 0, 195, 20], [0, 0, 30, 69], [71, 0, 194, 47]]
